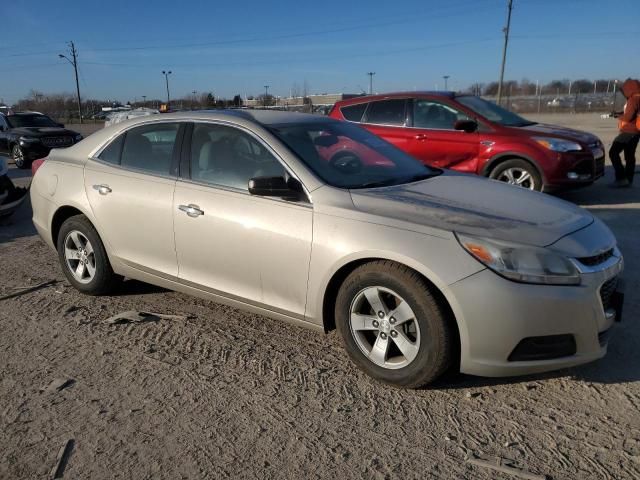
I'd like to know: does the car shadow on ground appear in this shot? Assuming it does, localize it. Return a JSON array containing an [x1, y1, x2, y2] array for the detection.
[[0, 197, 36, 244], [112, 279, 169, 296]]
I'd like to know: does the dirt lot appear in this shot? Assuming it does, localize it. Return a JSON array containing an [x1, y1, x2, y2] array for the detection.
[[1, 114, 639, 479]]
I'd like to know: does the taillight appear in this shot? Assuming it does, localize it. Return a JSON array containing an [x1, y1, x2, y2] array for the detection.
[[32, 158, 46, 175]]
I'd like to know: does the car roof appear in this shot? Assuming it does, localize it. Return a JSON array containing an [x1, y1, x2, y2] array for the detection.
[[335, 91, 457, 106], [125, 109, 336, 127]]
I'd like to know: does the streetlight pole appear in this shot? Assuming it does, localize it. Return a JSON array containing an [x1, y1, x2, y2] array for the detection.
[[192, 90, 197, 110], [142, 95, 147, 107], [58, 41, 83, 123], [367, 72, 376, 94], [496, 0, 513, 105], [443, 75, 450, 91], [162, 70, 172, 108], [264, 85, 269, 107]]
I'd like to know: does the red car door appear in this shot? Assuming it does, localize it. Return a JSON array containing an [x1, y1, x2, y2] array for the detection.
[[406, 98, 479, 172], [359, 98, 415, 153]]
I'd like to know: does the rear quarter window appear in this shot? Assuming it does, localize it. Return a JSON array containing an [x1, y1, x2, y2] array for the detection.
[[97, 134, 124, 165], [340, 103, 368, 122]]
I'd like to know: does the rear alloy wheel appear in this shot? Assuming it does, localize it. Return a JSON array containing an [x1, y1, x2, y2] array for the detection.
[[490, 158, 542, 191], [57, 215, 121, 295], [11, 144, 29, 169], [335, 261, 453, 388]]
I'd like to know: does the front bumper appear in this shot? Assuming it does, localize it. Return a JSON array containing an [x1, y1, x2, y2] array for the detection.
[[544, 145, 605, 189], [451, 255, 623, 377]]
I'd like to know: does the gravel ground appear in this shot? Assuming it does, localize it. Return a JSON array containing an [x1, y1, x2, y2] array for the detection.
[[1, 114, 639, 479]]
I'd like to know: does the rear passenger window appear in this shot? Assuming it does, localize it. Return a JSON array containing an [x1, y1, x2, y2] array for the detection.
[[98, 134, 124, 164], [413, 100, 471, 129], [341, 103, 367, 122], [120, 123, 180, 175], [364, 99, 406, 126]]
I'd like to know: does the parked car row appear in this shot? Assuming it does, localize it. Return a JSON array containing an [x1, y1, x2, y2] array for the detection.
[[329, 92, 605, 192], [30, 109, 624, 388]]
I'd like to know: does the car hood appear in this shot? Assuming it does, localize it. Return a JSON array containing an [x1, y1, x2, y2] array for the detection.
[[10, 127, 79, 137], [517, 123, 599, 145], [349, 172, 593, 247]]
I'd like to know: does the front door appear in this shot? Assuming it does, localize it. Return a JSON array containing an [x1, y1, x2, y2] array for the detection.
[[407, 99, 479, 172], [84, 122, 183, 277], [173, 122, 313, 317]]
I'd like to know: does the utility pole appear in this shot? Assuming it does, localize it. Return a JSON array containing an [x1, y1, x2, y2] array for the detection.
[[443, 75, 450, 91], [367, 72, 376, 94], [162, 70, 172, 108], [264, 85, 269, 107], [58, 41, 83, 123], [496, 0, 513, 105]]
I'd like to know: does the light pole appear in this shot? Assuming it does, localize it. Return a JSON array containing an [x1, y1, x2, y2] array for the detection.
[[192, 90, 197, 110], [162, 70, 172, 108], [367, 72, 376, 94], [442, 75, 450, 91], [264, 85, 269, 107], [58, 41, 82, 123], [142, 95, 146, 107], [496, 0, 514, 105]]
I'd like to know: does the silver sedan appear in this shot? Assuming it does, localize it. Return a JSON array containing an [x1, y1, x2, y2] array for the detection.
[[30, 110, 624, 388]]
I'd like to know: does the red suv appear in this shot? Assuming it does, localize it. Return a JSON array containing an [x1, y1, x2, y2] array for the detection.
[[329, 92, 605, 191]]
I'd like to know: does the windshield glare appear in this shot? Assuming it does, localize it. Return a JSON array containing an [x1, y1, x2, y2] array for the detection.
[[269, 121, 437, 189], [456, 96, 535, 127], [7, 114, 59, 128]]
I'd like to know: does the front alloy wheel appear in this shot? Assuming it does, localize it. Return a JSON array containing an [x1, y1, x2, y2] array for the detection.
[[349, 286, 421, 369], [335, 261, 453, 388], [11, 145, 28, 169]]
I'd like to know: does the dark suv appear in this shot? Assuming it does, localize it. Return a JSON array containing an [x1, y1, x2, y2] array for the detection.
[[330, 92, 605, 192], [0, 112, 83, 169]]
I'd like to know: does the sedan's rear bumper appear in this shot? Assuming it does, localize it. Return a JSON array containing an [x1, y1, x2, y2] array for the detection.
[[450, 256, 623, 377]]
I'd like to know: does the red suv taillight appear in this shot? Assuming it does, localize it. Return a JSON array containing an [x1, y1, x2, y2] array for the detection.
[[31, 158, 46, 176]]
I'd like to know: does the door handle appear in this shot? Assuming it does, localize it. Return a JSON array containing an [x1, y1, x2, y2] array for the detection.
[[178, 204, 204, 218], [93, 184, 112, 195], [414, 134, 428, 141]]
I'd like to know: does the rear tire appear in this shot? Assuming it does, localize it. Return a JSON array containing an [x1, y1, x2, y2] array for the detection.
[[335, 261, 453, 388], [56, 214, 121, 295], [11, 144, 30, 170], [489, 158, 542, 191]]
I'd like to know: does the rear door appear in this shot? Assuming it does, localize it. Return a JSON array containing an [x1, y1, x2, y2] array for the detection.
[[406, 98, 479, 171], [359, 99, 415, 152], [84, 121, 184, 277], [0, 116, 9, 154]]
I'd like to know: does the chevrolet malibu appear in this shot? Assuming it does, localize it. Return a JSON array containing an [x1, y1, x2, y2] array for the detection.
[[30, 110, 624, 388]]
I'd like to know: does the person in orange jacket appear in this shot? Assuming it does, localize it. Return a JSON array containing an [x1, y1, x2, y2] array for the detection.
[[609, 78, 640, 187]]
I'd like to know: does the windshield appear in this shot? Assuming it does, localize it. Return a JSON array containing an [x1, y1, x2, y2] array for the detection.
[[7, 114, 59, 128], [456, 96, 535, 127], [269, 121, 439, 189]]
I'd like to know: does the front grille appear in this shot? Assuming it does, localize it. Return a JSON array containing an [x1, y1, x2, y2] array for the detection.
[[577, 248, 614, 267], [42, 136, 72, 148], [573, 159, 593, 176], [599, 276, 618, 310]]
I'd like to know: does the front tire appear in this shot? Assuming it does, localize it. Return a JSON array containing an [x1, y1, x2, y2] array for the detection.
[[11, 144, 30, 170], [335, 261, 453, 388], [56, 215, 121, 295], [489, 158, 542, 191]]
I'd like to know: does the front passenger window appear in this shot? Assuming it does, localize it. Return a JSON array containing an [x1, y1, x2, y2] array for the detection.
[[120, 123, 180, 175], [413, 100, 470, 130], [190, 124, 286, 191]]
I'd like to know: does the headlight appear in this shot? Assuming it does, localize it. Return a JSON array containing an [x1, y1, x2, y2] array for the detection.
[[19, 136, 40, 144], [533, 136, 582, 152], [456, 233, 580, 285], [74, 134, 83, 142]]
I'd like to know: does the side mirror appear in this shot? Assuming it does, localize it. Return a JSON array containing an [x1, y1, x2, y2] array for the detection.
[[248, 176, 304, 200], [454, 119, 478, 133]]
